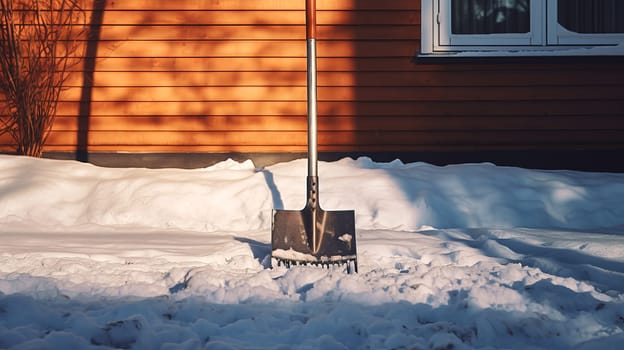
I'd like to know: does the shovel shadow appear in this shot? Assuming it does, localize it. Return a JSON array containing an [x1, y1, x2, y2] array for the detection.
[[259, 168, 284, 210], [234, 237, 272, 269], [231, 169, 282, 269]]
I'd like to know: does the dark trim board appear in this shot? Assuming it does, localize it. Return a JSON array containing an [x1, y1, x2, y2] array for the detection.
[[37, 149, 624, 173]]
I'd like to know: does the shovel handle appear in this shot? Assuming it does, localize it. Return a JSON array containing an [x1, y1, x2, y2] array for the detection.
[[305, 0, 318, 179], [306, 0, 316, 39]]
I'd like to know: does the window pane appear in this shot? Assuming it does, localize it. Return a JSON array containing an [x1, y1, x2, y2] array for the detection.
[[558, 0, 624, 33], [451, 0, 530, 34]]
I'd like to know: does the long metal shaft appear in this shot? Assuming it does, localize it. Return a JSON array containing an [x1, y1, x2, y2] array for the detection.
[[306, 0, 318, 179], [307, 38, 318, 179], [305, 0, 319, 251]]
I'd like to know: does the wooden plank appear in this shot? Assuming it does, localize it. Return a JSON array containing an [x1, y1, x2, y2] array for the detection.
[[80, 57, 418, 72], [97, 10, 304, 26], [65, 70, 624, 88], [87, 58, 618, 74], [313, 86, 624, 101], [57, 101, 311, 116], [67, 71, 309, 88], [54, 100, 624, 117], [0, 133, 12, 145], [31, 143, 624, 153], [77, 40, 415, 58], [60, 86, 307, 102], [337, 100, 624, 116], [44, 130, 624, 147], [45, 130, 313, 146], [69, 53, 624, 74], [86, 57, 308, 72], [96, 25, 419, 41], [94, 0, 419, 11], [84, 40, 305, 59], [52, 115, 624, 132], [99, 25, 304, 41], [92, 10, 417, 26], [347, 131, 624, 147], [58, 85, 624, 102], [53, 115, 308, 132]]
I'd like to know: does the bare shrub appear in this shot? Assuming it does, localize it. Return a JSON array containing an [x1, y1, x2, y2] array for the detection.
[[0, 0, 85, 157]]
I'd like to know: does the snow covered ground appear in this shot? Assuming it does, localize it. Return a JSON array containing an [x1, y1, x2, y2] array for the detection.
[[1, 154, 624, 349]]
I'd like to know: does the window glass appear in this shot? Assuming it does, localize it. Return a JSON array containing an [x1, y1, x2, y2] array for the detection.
[[451, 0, 530, 34], [558, 0, 624, 34]]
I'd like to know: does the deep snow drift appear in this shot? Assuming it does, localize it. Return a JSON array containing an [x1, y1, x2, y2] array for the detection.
[[1, 154, 624, 349]]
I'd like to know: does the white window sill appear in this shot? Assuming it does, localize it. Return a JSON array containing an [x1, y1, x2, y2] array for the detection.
[[420, 44, 624, 58]]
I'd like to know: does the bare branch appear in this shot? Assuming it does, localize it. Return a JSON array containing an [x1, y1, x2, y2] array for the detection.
[[1, 0, 85, 157]]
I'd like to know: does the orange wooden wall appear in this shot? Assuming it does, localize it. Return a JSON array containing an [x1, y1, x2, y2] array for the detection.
[[1, 0, 623, 155]]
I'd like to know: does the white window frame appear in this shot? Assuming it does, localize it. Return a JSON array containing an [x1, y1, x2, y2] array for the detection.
[[421, 0, 624, 56], [438, 0, 543, 47], [546, 0, 624, 45]]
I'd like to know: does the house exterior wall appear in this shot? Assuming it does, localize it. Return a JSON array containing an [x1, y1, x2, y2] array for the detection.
[[1, 0, 623, 165]]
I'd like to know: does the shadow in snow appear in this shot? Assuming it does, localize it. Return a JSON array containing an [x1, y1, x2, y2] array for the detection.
[[1, 280, 622, 350], [259, 168, 284, 210], [377, 158, 620, 230], [168, 269, 194, 294], [234, 236, 271, 268], [421, 229, 624, 292], [495, 236, 624, 292]]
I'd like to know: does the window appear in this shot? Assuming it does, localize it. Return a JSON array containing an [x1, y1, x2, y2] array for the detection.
[[421, 0, 624, 56]]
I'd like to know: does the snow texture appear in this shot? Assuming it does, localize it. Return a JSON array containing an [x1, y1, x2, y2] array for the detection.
[[1, 154, 624, 349]]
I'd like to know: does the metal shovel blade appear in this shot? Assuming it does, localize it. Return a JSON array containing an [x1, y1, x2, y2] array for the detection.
[[271, 206, 357, 273]]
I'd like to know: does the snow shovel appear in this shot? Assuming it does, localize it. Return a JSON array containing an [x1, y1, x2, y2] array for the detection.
[[271, 0, 357, 273]]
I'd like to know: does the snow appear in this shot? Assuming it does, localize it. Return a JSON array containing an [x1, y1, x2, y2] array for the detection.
[[1, 154, 624, 349]]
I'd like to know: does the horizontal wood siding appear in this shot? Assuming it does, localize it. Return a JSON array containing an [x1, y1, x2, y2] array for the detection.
[[1, 0, 623, 155]]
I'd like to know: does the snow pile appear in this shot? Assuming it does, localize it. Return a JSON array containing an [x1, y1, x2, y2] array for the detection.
[[2, 155, 623, 232], [0, 157, 270, 232], [1, 155, 624, 349]]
